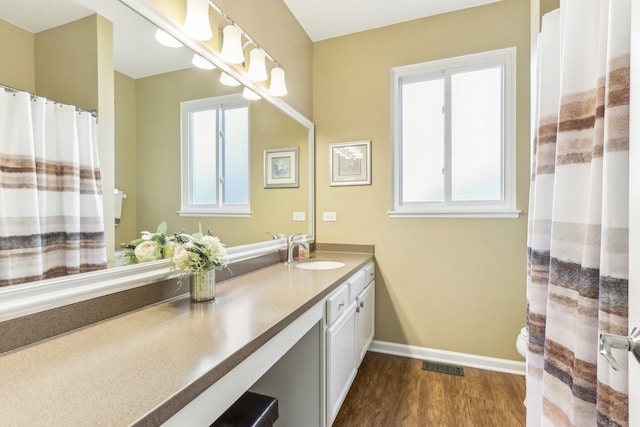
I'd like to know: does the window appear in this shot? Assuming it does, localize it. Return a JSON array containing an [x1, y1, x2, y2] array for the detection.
[[390, 48, 519, 218], [179, 95, 250, 217]]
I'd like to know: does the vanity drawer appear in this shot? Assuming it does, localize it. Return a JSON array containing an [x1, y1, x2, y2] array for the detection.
[[327, 283, 350, 325], [363, 262, 375, 285], [347, 269, 366, 301]]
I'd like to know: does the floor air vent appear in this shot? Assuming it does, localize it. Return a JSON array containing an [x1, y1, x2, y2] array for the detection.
[[421, 361, 465, 376]]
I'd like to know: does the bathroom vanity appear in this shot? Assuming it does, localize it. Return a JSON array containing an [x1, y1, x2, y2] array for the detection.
[[0, 251, 374, 426]]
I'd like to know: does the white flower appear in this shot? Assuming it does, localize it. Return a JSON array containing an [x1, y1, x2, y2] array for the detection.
[[172, 233, 228, 274], [134, 240, 161, 262]]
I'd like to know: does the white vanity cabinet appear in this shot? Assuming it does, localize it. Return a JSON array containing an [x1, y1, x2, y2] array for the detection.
[[356, 280, 375, 364], [326, 292, 357, 425], [325, 261, 375, 425]]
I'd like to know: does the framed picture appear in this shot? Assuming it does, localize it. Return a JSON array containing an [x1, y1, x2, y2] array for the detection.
[[264, 147, 299, 188], [329, 140, 371, 186]]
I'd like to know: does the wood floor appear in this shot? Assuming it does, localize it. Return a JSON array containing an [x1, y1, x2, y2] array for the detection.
[[332, 352, 526, 427]]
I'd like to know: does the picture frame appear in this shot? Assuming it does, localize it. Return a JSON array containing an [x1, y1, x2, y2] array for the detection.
[[329, 140, 371, 186], [264, 147, 299, 188]]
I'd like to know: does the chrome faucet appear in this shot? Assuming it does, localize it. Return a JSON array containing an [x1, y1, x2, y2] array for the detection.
[[286, 233, 309, 264]]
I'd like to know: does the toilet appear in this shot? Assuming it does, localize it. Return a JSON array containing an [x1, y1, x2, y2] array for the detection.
[[516, 326, 527, 359]]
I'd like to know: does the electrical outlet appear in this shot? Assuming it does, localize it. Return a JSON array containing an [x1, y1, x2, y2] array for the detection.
[[292, 211, 306, 221], [323, 211, 337, 222]]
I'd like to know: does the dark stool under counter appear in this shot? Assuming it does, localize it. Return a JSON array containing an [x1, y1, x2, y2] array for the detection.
[[210, 391, 279, 427]]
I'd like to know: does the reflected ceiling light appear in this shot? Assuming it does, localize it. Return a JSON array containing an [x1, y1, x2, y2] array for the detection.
[[154, 29, 183, 48], [184, 0, 212, 41], [192, 54, 216, 70], [220, 25, 244, 64], [219, 72, 241, 87], [269, 67, 287, 96], [242, 87, 261, 100], [246, 48, 268, 82]]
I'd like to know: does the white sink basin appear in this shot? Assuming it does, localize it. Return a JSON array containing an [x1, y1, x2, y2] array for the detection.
[[294, 260, 346, 270]]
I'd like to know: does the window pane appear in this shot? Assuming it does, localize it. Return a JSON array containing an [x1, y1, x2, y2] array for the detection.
[[401, 78, 445, 203], [222, 107, 249, 205], [189, 109, 217, 204], [451, 67, 502, 201]]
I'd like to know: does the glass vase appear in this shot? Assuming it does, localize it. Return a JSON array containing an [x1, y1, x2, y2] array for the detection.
[[190, 269, 215, 301]]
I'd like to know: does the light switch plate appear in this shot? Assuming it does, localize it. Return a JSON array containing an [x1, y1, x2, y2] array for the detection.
[[293, 212, 306, 221], [323, 212, 337, 221]]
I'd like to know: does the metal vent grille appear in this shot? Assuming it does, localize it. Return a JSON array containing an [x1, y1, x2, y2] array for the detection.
[[421, 361, 465, 376]]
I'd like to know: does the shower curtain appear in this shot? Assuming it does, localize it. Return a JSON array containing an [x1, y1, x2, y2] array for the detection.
[[527, 0, 630, 425], [0, 89, 107, 287]]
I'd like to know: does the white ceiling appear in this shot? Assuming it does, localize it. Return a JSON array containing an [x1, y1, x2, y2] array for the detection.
[[282, 0, 502, 41]]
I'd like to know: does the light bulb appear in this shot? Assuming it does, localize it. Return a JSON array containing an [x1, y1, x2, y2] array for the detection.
[[192, 54, 215, 70], [246, 48, 268, 82], [220, 25, 244, 64], [154, 29, 183, 48], [269, 67, 287, 96], [219, 72, 241, 87], [184, 0, 212, 41]]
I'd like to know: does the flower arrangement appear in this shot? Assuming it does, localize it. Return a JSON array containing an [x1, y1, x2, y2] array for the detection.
[[117, 223, 228, 279], [172, 229, 228, 275], [117, 222, 175, 265]]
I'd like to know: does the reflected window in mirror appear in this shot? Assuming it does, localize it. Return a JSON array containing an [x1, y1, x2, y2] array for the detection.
[[180, 95, 250, 217]]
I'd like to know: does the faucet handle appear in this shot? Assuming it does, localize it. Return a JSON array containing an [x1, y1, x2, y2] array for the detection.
[[288, 233, 303, 243], [266, 232, 278, 240]]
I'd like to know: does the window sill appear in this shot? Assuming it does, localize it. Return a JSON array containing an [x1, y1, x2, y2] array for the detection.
[[387, 210, 521, 219], [178, 210, 252, 218]]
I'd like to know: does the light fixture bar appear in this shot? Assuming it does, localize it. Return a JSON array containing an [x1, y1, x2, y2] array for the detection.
[[207, 0, 282, 68]]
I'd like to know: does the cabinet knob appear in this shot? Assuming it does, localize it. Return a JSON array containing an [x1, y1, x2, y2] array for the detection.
[[356, 306, 360, 313], [360, 301, 364, 308], [338, 301, 345, 308]]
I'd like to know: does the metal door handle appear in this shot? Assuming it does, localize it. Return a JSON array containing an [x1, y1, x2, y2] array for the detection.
[[599, 327, 640, 370]]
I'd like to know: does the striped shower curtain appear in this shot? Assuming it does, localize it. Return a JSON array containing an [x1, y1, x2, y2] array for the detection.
[[527, 0, 630, 425], [0, 90, 107, 287]]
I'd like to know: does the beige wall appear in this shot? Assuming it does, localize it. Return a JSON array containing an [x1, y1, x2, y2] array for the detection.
[[540, 0, 560, 19], [0, 18, 35, 91], [313, 0, 530, 360], [34, 15, 99, 111], [128, 67, 308, 247]]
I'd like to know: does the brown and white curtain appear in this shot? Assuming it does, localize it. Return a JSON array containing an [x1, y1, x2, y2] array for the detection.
[[0, 90, 107, 287], [527, 0, 630, 425]]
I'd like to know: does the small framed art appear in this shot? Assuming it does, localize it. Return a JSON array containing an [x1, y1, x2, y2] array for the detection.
[[329, 140, 371, 186], [264, 147, 299, 188]]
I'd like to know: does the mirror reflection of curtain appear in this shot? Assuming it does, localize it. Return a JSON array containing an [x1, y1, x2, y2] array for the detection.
[[0, 89, 107, 287], [527, 0, 630, 425]]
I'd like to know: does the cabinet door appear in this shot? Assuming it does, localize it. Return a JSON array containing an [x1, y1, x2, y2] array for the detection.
[[356, 282, 375, 365], [326, 302, 357, 425]]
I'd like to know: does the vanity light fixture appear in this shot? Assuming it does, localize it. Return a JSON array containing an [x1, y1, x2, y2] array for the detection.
[[184, 0, 213, 40], [219, 72, 241, 87], [154, 29, 183, 48], [269, 66, 287, 96], [246, 48, 268, 82], [192, 54, 216, 70], [242, 87, 261, 100], [191, 0, 288, 96], [220, 25, 244, 64]]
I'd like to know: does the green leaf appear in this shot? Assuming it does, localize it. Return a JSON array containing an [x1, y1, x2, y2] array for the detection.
[[156, 222, 167, 234]]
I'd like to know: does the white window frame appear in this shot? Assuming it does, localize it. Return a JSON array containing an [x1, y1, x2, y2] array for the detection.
[[389, 47, 520, 218], [179, 94, 251, 217]]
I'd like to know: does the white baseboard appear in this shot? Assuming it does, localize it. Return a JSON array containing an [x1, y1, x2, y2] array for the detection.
[[369, 340, 525, 376]]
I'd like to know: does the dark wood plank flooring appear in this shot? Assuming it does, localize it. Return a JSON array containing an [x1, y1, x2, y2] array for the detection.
[[332, 352, 526, 427]]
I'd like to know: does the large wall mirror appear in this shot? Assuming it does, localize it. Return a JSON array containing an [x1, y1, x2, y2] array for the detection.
[[0, 0, 314, 320]]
